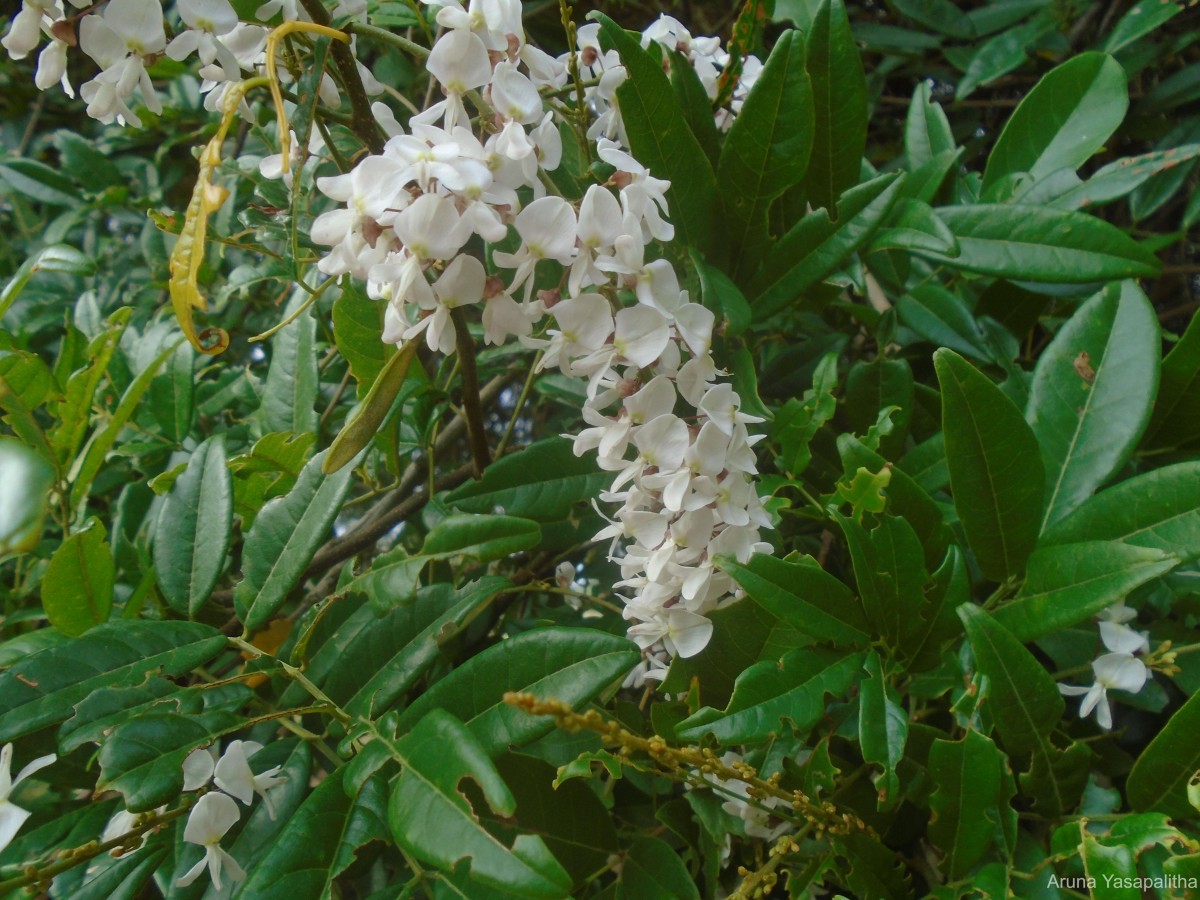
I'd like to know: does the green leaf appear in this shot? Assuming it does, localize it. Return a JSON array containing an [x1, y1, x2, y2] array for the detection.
[[0, 350, 57, 457], [1043, 462, 1200, 562], [592, 13, 719, 255], [934, 348, 1044, 580], [422, 513, 541, 563], [0, 244, 95, 321], [1080, 833, 1139, 899], [150, 342, 195, 444], [751, 172, 904, 317], [859, 651, 907, 810], [805, 0, 868, 214], [898, 284, 991, 361], [1127, 687, 1200, 818], [1026, 282, 1160, 530], [289, 579, 512, 718], [834, 513, 928, 655], [0, 437, 54, 554], [1048, 145, 1200, 213], [958, 604, 1062, 754], [69, 338, 182, 509], [236, 767, 387, 899], [333, 280, 390, 395], [325, 340, 417, 473], [387, 710, 573, 898], [868, 198, 958, 256], [154, 436, 232, 617], [42, 518, 113, 636], [0, 157, 81, 207], [257, 291, 318, 436], [616, 836, 701, 900], [397, 629, 638, 756], [893, 0, 976, 39], [917, 206, 1161, 282], [1101, 0, 1182, 52], [983, 53, 1128, 193], [717, 30, 814, 278], [676, 648, 865, 744], [234, 447, 358, 634], [692, 250, 751, 336], [715, 553, 870, 648], [58, 676, 183, 753], [443, 437, 609, 522], [669, 50, 720, 168], [843, 356, 914, 457], [1145, 306, 1200, 449], [905, 80, 956, 173], [956, 13, 1057, 100], [97, 710, 238, 811], [51, 313, 126, 466], [928, 730, 1004, 879], [990, 541, 1176, 642]]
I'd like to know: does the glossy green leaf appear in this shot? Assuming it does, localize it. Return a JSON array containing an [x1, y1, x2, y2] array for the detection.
[[959, 604, 1062, 754], [257, 291, 318, 436], [1102, 0, 1182, 51], [805, 0, 868, 214], [51, 313, 126, 466], [234, 447, 358, 634], [718, 30, 814, 278], [592, 13, 718, 255], [928, 730, 1004, 879], [899, 285, 991, 361], [692, 250, 751, 336], [0, 244, 95, 321], [676, 648, 864, 744], [0, 158, 80, 207], [387, 709, 573, 898], [97, 710, 238, 811], [983, 53, 1128, 193], [422, 513, 541, 563], [991, 541, 1176, 642], [0, 436, 53, 554], [868, 198, 958, 256], [58, 676, 184, 753], [1080, 833, 1139, 899], [325, 340, 417, 473], [154, 436, 232, 617], [751, 172, 903, 317], [1049, 145, 1200, 212], [149, 341, 194, 443], [616, 836, 700, 900], [1026, 282, 1160, 530], [935, 349, 1040, 580], [1145, 307, 1200, 448], [235, 767, 387, 899], [1043, 462, 1200, 562], [918, 206, 1161, 282], [443, 437, 608, 522], [859, 651, 907, 810], [69, 338, 181, 509], [893, 0, 976, 39], [1128, 688, 1200, 818], [835, 512, 928, 655], [42, 518, 113, 636], [289, 579, 511, 719], [398, 628, 638, 755], [332, 278, 390, 394], [956, 13, 1056, 100], [669, 49, 720, 168], [716, 552, 870, 648]]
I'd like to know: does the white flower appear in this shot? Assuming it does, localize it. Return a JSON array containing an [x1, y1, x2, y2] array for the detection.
[[213, 740, 286, 820], [182, 746, 217, 790], [78, 0, 166, 127], [176, 792, 246, 889], [1059, 652, 1149, 730], [0, 743, 55, 853]]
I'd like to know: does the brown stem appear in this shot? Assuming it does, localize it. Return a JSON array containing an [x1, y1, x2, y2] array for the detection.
[[295, 0, 384, 154], [450, 307, 492, 479]]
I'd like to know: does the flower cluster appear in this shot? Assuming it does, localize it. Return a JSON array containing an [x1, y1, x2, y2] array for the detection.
[[4, 0, 773, 666], [1058, 600, 1151, 730], [169, 740, 286, 889], [305, 3, 773, 666]]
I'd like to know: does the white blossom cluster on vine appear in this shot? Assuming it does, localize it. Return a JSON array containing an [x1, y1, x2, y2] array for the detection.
[[2, 0, 774, 670]]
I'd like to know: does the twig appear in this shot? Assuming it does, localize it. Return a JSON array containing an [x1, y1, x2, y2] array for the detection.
[[449, 307, 492, 478]]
